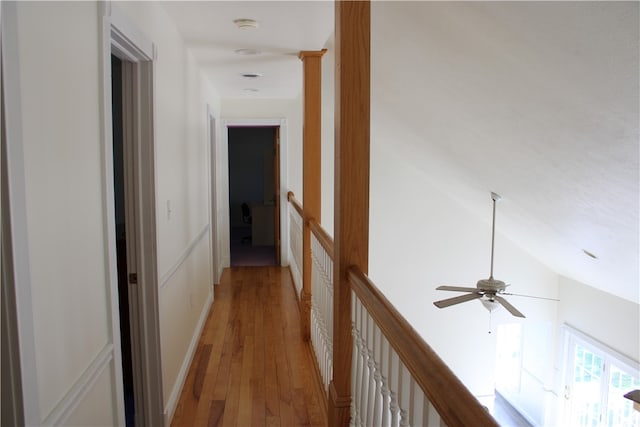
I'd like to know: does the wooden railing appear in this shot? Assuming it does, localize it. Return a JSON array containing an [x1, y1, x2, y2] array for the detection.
[[287, 192, 304, 298], [286, 192, 498, 427], [349, 267, 499, 427]]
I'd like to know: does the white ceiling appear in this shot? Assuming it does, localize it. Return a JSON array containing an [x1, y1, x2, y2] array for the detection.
[[162, 1, 639, 303], [161, 1, 333, 98]]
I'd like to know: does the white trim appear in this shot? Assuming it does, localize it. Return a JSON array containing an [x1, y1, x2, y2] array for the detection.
[[163, 290, 214, 426], [562, 323, 639, 373], [1, 2, 42, 424], [207, 104, 220, 284], [159, 224, 210, 288], [98, 7, 126, 427], [100, 4, 164, 426], [221, 117, 289, 266], [42, 344, 115, 426], [109, 4, 154, 62]]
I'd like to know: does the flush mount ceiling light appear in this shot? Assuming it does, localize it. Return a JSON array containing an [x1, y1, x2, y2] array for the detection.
[[234, 48, 261, 56], [233, 18, 259, 30], [240, 72, 263, 79]]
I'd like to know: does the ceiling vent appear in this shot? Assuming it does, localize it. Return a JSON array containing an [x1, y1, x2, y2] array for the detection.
[[240, 72, 263, 79], [233, 19, 259, 30]]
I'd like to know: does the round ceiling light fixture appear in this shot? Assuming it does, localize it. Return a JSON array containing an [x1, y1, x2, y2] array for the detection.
[[234, 48, 261, 56], [240, 72, 263, 79], [233, 18, 259, 30]]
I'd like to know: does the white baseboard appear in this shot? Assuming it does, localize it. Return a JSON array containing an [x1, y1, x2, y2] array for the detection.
[[163, 290, 213, 426]]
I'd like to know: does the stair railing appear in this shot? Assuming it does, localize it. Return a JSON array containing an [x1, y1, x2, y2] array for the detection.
[[287, 191, 498, 427]]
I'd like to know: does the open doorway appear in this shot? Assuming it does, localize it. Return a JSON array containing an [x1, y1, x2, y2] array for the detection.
[[228, 126, 280, 266], [105, 12, 164, 425], [111, 54, 135, 427]]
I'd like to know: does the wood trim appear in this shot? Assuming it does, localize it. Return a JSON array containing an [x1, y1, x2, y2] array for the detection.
[[330, 1, 371, 425], [300, 49, 326, 342], [287, 191, 304, 218], [348, 267, 500, 427], [309, 220, 334, 261]]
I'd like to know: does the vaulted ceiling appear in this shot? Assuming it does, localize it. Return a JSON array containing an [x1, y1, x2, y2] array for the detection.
[[162, 1, 639, 303]]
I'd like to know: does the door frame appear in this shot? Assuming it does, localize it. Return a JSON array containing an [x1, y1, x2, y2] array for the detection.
[[207, 105, 220, 284], [221, 118, 289, 266], [100, 4, 164, 426]]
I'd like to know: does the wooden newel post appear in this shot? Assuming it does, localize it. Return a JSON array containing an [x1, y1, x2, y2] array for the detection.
[[330, 1, 370, 426], [299, 49, 327, 341]]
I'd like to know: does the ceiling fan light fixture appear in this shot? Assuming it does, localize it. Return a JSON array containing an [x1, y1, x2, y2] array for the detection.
[[481, 299, 500, 313], [233, 18, 259, 30]]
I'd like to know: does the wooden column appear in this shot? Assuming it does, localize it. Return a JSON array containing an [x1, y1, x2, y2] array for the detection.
[[299, 49, 327, 341], [329, 1, 370, 426]]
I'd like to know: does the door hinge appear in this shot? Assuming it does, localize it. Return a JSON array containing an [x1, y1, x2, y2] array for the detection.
[[129, 273, 138, 284]]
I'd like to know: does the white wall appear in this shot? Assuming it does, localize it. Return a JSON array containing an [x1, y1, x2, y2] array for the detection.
[[10, 2, 116, 423], [6, 1, 222, 424]]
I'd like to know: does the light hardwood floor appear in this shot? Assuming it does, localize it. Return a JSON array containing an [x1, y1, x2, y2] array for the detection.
[[171, 266, 328, 427]]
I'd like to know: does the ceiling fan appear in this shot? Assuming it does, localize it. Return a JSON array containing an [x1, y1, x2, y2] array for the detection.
[[433, 192, 558, 318]]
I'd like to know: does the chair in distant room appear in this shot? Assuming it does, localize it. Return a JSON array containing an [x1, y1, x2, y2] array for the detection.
[[241, 202, 252, 243]]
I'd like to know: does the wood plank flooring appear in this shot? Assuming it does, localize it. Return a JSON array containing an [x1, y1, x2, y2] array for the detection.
[[171, 266, 328, 427]]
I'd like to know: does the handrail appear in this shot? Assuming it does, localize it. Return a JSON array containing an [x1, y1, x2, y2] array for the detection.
[[287, 191, 304, 217], [347, 266, 499, 427], [309, 220, 334, 261]]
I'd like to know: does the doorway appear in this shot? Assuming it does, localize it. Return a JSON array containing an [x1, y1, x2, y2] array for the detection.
[[111, 54, 135, 427], [105, 12, 164, 426], [228, 126, 280, 266]]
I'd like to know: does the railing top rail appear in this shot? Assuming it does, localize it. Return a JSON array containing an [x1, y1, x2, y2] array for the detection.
[[287, 191, 304, 218], [347, 266, 500, 427], [309, 220, 334, 260]]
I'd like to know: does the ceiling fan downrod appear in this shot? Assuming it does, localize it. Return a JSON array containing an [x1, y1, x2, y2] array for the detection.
[[489, 192, 501, 280]]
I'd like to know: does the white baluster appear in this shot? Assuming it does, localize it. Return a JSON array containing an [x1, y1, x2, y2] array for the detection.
[[379, 334, 391, 427], [426, 401, 444, 427], [360, 300, 370, 426], [372, 326, 383, 426], [388, 349, 400, 427], [352, 294, 363, 426], [398, 363, 411, 427], [410, 376, 428, 426]]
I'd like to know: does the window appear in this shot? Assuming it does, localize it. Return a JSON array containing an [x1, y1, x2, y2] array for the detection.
[[563, 326, 640, 427]]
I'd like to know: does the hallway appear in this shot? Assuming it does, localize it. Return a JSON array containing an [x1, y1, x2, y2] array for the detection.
[[170, 266, 327, 427]]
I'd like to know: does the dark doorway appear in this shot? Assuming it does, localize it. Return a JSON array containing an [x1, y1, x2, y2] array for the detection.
[[228, 126, 280, 266], [111, 55, 135, 427]]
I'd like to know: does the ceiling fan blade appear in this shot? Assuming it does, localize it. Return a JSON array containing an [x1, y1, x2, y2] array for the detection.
[[501, 292, 559, 301], [434, 292, 483, 308], [436, 285, 478, 292], [494, 296, 526, 318]]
